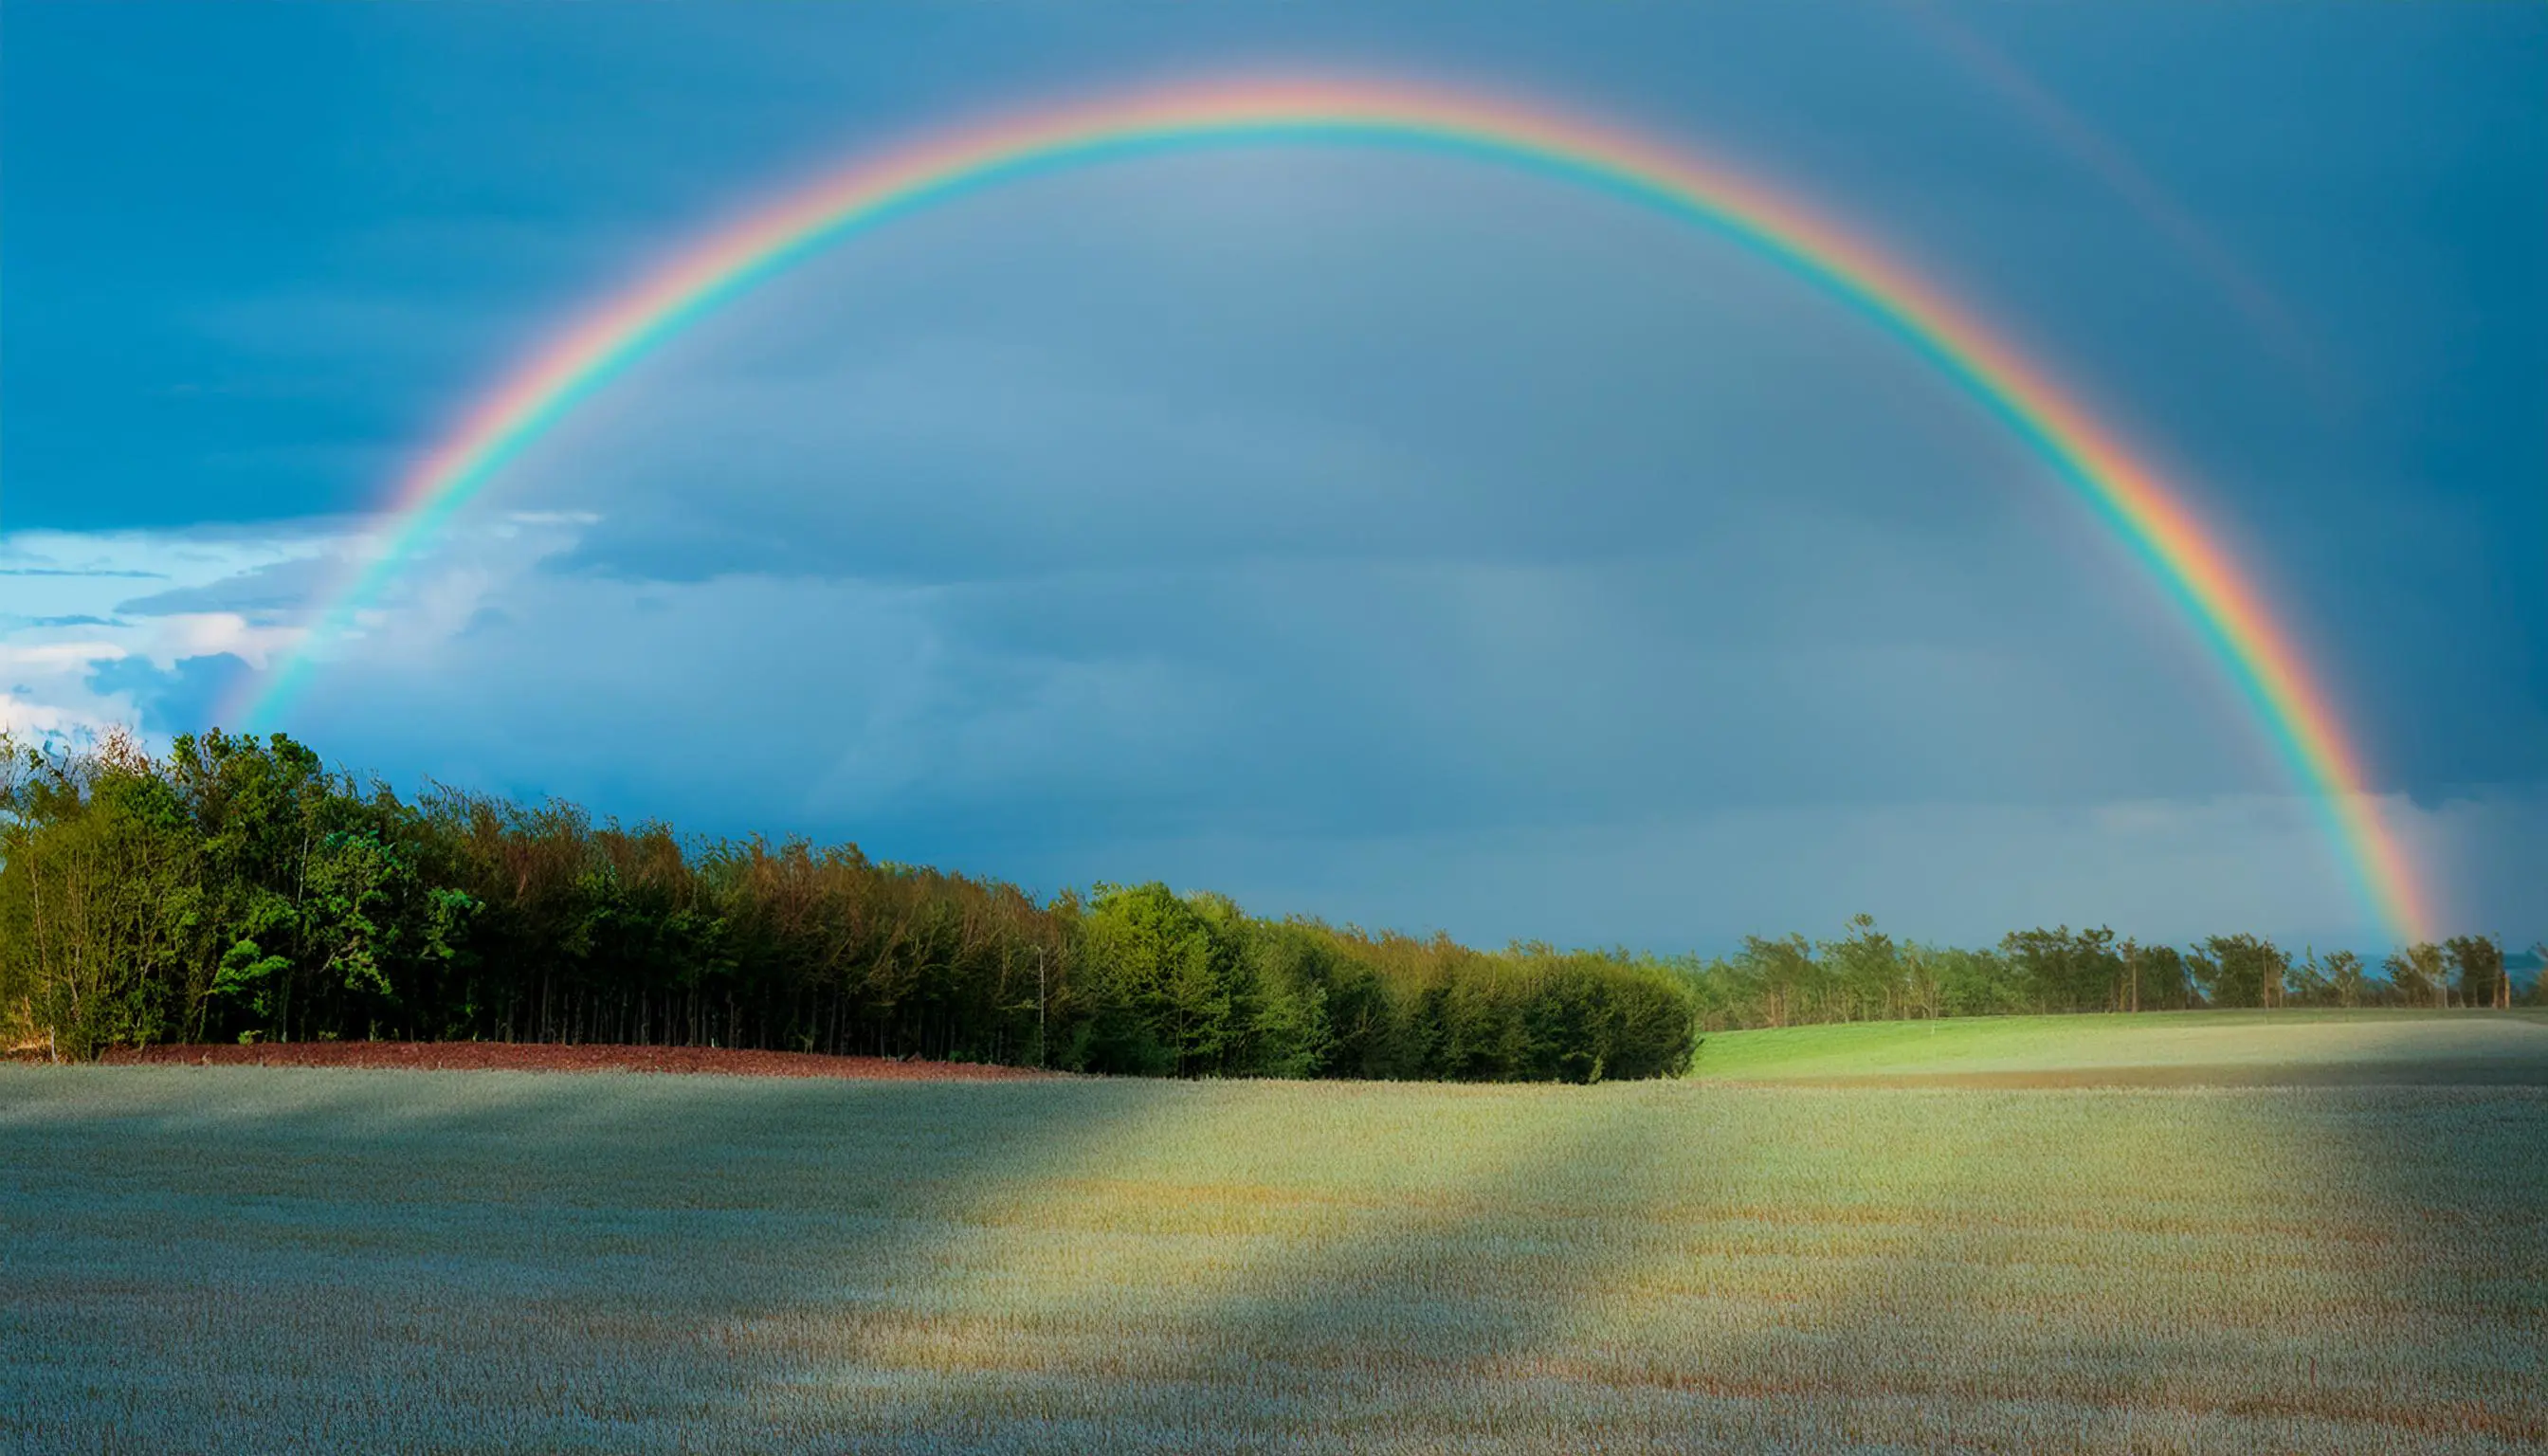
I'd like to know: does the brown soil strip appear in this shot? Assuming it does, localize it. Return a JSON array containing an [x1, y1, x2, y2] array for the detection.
[[94, 1041, 1057, 1082]]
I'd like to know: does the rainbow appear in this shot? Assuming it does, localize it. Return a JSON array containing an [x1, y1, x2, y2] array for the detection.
[[229, 77, 2432, 944]]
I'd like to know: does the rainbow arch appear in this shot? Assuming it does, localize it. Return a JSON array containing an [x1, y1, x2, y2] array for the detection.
[[228, 77, 2432, 944]]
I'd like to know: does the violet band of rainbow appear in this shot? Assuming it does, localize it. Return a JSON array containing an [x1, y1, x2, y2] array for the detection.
[[229, 79, 2432, 945]]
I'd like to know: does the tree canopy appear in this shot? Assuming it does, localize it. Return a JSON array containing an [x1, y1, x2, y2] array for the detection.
[[3, 731, 2526, 1073]]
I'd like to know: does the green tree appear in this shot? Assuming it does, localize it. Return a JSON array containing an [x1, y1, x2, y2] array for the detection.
[[1733, 934, 1821, 1028], [2284, 949, 2334, 1007], [2190, 934, 2288, 1009], [2000, 926, 2122, 1011], [2383, 942, 2448, 1009], [0, 731, 203, 1056], [1821, 914, 1905, 1021], [1930, 946, 2025, 1017], [1074, 883, 1237, 1076], [2444, 935, 2506, 1010], [2136, 943, 2194, 1010]]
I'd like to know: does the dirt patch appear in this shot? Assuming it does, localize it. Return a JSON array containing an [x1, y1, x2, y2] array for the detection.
[[97, 1041, 1058, 1082]]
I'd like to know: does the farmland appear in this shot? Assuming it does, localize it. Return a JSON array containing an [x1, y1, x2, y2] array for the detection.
[[5, 1023, 2545, 1453], [1688, 1007, 2548, 1085]]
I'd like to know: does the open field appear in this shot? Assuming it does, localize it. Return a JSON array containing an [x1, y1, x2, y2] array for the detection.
[[5, 1053, 2544, 1454], [1688, 1009, 2548, 1086]]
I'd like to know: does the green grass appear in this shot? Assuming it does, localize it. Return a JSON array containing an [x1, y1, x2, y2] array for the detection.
[[1686, 1007, 2548, 1084], [4, 1065, 2542, 1453]]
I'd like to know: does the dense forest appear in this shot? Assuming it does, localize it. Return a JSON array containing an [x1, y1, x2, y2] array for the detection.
[[1, 730, 2534, 1077], [0, 731, 1695, 1079]]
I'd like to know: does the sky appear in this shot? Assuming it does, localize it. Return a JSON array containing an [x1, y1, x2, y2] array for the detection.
[[3, 2, 2541, 955]]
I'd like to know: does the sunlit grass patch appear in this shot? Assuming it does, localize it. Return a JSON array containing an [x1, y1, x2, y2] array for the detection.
[[1686, 1007, 2548, 1083]]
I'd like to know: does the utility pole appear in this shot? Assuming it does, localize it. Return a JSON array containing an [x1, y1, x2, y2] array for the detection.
[[1036, 946, 1047, 1069]]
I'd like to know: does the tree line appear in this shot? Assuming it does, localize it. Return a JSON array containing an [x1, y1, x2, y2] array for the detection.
[[0, 730, 1695, 1081], [3, 732, 2531, 1076], [1669, 914, 2533, 1032]]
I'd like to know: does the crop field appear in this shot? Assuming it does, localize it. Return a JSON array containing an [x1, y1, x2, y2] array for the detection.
[[1688, 1008, 2548, 1085], [5, 1028, 2545, 1453]]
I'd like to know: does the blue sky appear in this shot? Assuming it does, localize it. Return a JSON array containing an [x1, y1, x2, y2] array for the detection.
[[4, 2, 2540, 953]]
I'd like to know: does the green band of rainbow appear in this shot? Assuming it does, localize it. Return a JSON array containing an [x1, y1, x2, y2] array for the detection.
[[232, 78, 2432, 944]]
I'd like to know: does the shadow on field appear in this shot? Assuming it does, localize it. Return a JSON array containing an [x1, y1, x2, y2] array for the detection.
[[1153, 1085, 1691, 1403], [0, 1067, 1171, 1453], [11, 1056, 2544, 1452], [2298, 1079, 2548, 1446]]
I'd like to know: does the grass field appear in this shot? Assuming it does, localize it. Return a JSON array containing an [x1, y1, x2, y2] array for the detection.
[[1687, 1008, 2548, 1085], [4, 1019, 2544, 1452]]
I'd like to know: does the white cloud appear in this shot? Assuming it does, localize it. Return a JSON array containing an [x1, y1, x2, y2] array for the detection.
[[0, 640, 128, 671], [0, 527, 345, 737], [1, 526, 341, 615], [0, 691, 103, 739], [0, 514, 583, 741], [145, 612, 300, 669]]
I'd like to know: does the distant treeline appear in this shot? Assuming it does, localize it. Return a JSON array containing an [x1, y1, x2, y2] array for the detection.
[[2, 732, 2533, 1077], [1671, 915, 2532, 1032]]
